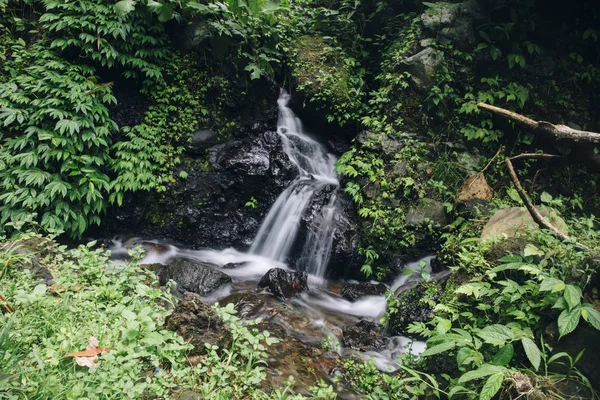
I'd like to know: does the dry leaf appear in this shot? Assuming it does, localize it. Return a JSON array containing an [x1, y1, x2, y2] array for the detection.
[[64, 336, 110, 369], [64, 348, 110, 358], [457, 172, 493, 202]]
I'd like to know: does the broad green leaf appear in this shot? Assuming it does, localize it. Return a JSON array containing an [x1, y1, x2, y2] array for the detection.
[[491, 344, 514, 366], [563, 285, 582, 310], [521, 338, 541, 370], [114, 0, 136, 14], [142, 332, 164, 346], [458, 364, 504, 383], [558, 306, 582, 337], [477, 324, 514, 346], [539, 277, 564, 292], [540, 192, 552, 203], [523, 244, 544, 257], [122, 309, 137, 321], [422, 341, 456, 357], [480, 373, 504, 400], [582, 303, 600, 331]]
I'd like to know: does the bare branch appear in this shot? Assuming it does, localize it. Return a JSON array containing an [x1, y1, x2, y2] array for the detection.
[[508, 153, 564, 162], [505, 158, 590, 251], [478, 102, 600, 144]]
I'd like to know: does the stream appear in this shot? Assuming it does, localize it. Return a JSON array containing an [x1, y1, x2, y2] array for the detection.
[[106, 90, 430, 394]]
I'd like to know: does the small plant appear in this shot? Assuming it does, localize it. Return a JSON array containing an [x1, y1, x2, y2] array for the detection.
[[245, 196, 258, 209]]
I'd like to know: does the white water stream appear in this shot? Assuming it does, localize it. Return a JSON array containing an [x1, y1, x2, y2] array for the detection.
[[249, 90, 339, 276]]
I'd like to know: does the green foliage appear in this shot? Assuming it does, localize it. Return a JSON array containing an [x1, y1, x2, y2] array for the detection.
[[342, 356, 444, 399], [0, 38, 117, 236], [289, 35, 365, 125], [0, 235, 328, 399], [408, 226, 600, 399]]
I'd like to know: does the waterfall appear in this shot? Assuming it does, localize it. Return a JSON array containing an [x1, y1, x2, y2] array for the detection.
[[249, 90, 340, 276]]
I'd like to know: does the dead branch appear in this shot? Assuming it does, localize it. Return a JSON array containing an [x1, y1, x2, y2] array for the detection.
[[0, 293, 13, 313], [83, 81, 114, 96], [505, 158, 590, 251], [478, 102, 600, 144], [508, 153, 564, 162]]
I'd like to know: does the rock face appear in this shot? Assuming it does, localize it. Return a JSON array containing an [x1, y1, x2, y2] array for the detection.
[[480, 207, 568, 241], [288, 185, 359, 277], [400, 47, 444, 93], [405, 198, 449, 228], [342, 320, 387, 352], [218, 292, 265, 319], [166, 292, 232, 355], [420, 0, 481, 45], [257, 268, 308, 299], [158, 259, 232, 296], [387, 282, 441, 337], [100, 119, 297, 251], [340, 282, 387, 301]]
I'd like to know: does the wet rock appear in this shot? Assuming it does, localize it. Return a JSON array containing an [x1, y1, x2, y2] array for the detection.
[[95, 85, 287, 252], [188, 129, 218, 153], [222, 261, 250, 269], [340, 282, 388, 301], [215, 140, 270, 176], [405, 198, 449, 228], [141, 241, 171, 254], [420, 0, 481, 45], [177, 390, 204, 400], [549, 325, 600, 391], [455, 198, 495, 219], [387, 282, 442, 337], [30, 256, 53, 285], [287, 186, 358, 278], [342, 320, 387, 352], [481, 207, 568, 241], [166, 292, 232, 355], [158, 259, 232, 296], [400, 47, 444, 93], [257, 268, 308, 299], [485, 237, 528, 263], [218, 292, 265, 318]]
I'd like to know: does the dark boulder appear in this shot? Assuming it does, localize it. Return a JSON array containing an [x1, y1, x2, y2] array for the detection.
[[97, 121, 297, 251], [166, 292, 232, 355], [342, 320, 387, 352], [387, 281, 442, 337], [257, 268, 308, 299], [218, 292, 265, 319], [188, 129, 218, 154], [340, 282, 388, 301], [158, 259, 232, 296]]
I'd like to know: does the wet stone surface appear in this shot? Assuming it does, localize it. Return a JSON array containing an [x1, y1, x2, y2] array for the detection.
[[257, 268, 308, 299]]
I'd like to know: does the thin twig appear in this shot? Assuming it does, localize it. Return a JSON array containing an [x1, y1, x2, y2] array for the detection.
[[482, 145, 504, 172], [0, 294, 13, 313], [83, 81, 114, 96], [508, 153, 564, 162], [505, 158, 590, 251]]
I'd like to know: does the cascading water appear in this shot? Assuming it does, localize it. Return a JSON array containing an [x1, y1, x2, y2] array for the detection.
[[249, 90, 340, 276], [106, 90, 431, 393]]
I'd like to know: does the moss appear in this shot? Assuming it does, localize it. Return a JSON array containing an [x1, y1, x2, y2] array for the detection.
[[289, 35, 363, 126]]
